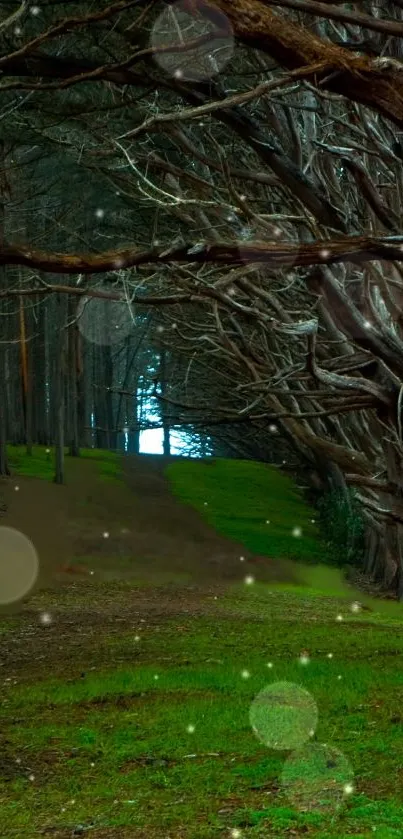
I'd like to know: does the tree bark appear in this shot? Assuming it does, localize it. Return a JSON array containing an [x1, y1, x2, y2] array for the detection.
[[54, 295, 67, 485]]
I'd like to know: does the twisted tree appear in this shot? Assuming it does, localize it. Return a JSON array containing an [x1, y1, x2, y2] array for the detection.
[[1, 0, 403, 592]]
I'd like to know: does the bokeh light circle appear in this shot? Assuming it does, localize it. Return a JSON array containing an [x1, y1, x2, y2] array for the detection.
[[249, 681, 318, 751], [281, 742, 354, 814], [77, 286, 134, 346], [0, 526, 39, 605], [150, 0, 234, 82]]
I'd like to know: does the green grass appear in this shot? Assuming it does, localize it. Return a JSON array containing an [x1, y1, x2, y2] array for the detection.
[[166, 457, 328, 564], [6, 444, 122, 483], [1, 594, 403, 838], [165, 458, 403, 616], [1, 451, 403, 837]]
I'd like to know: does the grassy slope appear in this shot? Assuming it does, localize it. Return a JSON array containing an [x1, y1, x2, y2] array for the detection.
[[0, 448, 402, 838], [6, 444, 122, 484], [166, 457, 403, 615], [166, 458, 324, 564]]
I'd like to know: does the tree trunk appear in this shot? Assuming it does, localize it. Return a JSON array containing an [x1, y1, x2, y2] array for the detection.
[[159, 349, 171, 456], [0, 344, 9, 476], [54, 295, 67, 484], [68, 299, 80, 457]]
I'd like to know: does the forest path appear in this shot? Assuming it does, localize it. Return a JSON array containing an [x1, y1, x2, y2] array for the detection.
[[120, 453, 298, 586], [0, 451, 298, 679]]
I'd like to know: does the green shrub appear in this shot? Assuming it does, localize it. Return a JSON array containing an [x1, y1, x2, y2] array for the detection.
[[317, 487, 365, 568]]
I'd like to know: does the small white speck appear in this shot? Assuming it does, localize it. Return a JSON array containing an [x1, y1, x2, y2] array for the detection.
[[95, 208, 104, 219], [311, 519, 315, 523], [350, 601, 361, 613], [90, 762, 95, 767], [266, 662, 273, 669], [364, 320, 372, 329], [174, 69, 183, 78], [29, 773, 35, 781], [14, 485, 19, 492], [337, 674, 342, 680], [239, 556, 245, 562], [336, 614, 343, 622], [30, 6, 40, 15], [103, 531, 109, 539], [344, 783, 354, 795], [299, 655, 310, 665], [187, 724, 195, 733], [320, 248, 330, 258], [241, 670, 250, 679], [269, 424, 277, 433], [40, 612, 52, 625], [327, 653, 333, 659], [14, 26, 22, 34], [134, 635, 140, 642], [266, 520, 270, 525], [292, 527, 302, 538], [203, 502, 208, 506], [244, 576, 254, 585], [154, 674, 159, 680]]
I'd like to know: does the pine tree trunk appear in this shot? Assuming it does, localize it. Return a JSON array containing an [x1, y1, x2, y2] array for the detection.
[[159, 349, 171, 456], [54, 296, 66, 485], [0, 345, 9, 476], [68, 300, 80, 457]]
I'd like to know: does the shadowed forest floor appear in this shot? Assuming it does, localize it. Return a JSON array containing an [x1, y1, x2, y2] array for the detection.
[[0, 449, 403, 838]]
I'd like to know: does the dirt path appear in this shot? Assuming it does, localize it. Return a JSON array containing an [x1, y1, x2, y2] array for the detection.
[[0, 453, 298, 681], [0, 453, 302, 838], [121, 454, 298, 584]]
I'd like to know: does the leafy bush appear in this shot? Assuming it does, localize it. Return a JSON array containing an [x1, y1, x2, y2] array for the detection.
[[317, 487, 365, 568]]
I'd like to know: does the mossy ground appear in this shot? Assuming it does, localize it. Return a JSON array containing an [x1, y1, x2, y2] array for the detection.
[[0, 447, 402, 838]]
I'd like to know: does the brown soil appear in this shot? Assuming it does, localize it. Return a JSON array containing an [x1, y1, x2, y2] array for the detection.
[[1, 452, 298, 589]]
